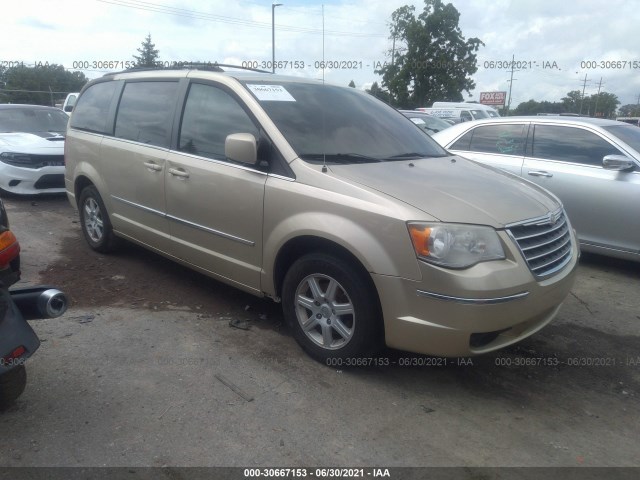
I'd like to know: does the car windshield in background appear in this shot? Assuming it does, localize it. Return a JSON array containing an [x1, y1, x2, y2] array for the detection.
[[243, 81, 447, 163], [602, 124, 640, 154], [0, 107, 69, 135], [470, 110, 490, 119]]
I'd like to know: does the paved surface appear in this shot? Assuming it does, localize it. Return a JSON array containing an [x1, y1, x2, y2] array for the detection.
[[0, 195, 638, 468]]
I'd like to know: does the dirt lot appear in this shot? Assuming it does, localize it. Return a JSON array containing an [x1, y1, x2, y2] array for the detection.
[[0, 194, 638, 472]]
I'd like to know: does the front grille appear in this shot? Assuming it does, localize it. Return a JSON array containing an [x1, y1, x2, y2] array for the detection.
[[0, 154, 64, 169], [507, 209, 573, 277], [34, 174, 65, 189]]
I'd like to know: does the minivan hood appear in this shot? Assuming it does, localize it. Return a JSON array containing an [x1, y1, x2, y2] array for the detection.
[[328, 156, 560, 227]]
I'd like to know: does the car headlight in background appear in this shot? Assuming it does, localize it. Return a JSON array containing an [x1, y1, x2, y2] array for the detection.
[[408, 222, 505, 268], [0, 152, 33, 166]]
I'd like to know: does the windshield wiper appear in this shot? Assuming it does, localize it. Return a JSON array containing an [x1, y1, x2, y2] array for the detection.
[[384, 152, 446, 160], [300, 153, 382, 164]]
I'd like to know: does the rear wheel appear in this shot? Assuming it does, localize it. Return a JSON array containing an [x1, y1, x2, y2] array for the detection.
[[282, 253, 382, 364], [0, 365, 27, 410], [78, 185, 119, 253]]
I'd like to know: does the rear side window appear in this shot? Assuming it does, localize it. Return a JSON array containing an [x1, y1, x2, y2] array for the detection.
[[449, 124, 526, 155], [178, 83, 258, 161], [449, 130, 473, 151], [531, 125, 623, 166], [114, 81, 178, 148], [70, 82, 119, 133], [468, 124, 526, 155]]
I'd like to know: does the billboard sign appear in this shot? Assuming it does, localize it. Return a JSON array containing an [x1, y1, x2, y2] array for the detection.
[[480, 91, 507, 106]]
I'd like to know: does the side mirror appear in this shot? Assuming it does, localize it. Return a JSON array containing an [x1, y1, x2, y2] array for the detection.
[[64, 105, 74, 113], [603, 154, 636, 171], [225, 133, 257, 165]]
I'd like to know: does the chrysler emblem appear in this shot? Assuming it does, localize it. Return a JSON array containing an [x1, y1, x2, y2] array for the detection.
[[547, 211, 560, 225]]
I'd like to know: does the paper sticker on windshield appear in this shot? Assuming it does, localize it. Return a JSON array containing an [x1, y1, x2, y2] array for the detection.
[[247, 84, 296, 102], [410, 118, 426, 125]]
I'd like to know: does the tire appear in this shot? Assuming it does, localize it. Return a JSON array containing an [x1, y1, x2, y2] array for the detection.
[[282, 253, 382, 364], [0, 365, 27, 410], [78, 185, 119, 253]]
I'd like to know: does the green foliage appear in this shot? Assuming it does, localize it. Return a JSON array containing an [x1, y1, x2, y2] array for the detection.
[[589, 92, 619, 118], [0, 64, 87, 106], [133, 34, 160, 67], [561, 90, 583, 113], [558, 90, 619, 117], [513, 90, 620, 118], [619, 104, 640, 117], [511, 100, 565, 116], [366, 82, 392, 104], [376, 0, 483, 109]]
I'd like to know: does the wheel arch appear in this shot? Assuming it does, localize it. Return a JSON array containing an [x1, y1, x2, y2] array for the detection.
[[74, 175, 95, 208], [272, 235, 381, 307]]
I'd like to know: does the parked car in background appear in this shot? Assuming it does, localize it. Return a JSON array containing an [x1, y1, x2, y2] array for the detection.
[[432, 102, 501, 118], [416, 107, 489, 123], [65, 68, 578, 362], [399, 110, 451, 135], [0, 105, 67, 195], [432, 117, 640, 261], [616, 116, 640, 127]]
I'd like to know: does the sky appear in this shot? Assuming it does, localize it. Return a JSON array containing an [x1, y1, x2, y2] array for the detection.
[[4, 0, 640, 109]]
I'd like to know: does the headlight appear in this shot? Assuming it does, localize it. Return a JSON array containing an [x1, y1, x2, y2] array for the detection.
[[0, 152, 33, 166], [407, 222, 505, 268]]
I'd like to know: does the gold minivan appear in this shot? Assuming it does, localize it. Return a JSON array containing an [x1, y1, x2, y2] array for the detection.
[[65, 67, 578, 363]]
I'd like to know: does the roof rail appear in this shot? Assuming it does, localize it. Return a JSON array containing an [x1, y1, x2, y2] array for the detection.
[[102, 62, 272, 77]]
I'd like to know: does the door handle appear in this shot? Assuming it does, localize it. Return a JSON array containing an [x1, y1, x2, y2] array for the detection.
[[168, 168, 190, 179], [528, 170, 553, 178], [143, 161, 163, 172]]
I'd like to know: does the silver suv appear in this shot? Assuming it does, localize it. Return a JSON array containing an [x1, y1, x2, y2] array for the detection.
[[64, 67, 578, 363]]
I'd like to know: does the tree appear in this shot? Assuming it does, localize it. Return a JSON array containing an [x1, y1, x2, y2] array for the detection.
[[512, 99, 565, 116], [0, 64, 87, 105], [619, 104, 640, 117], [133, 34, 160, 67], [561, 90, 619, 118], [589, 92, 619, 118], [561, 90, 582, 113], [348, 80, 356, 88], [376, 0, 483, 109], [366, 81, 391, 104]]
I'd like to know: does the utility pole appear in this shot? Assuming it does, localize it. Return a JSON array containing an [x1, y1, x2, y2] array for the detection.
[[593, 77, 604, 117], [505, 54, 518, 115], [271, 3, 283, 73], [579, 74, 590, 115]]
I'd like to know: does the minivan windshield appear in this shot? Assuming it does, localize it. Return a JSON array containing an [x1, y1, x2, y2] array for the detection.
[[242, 81, 448, 163]]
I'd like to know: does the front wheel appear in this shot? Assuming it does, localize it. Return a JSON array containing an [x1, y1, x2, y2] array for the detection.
[[78, 185, 119, 253], [282, 253, 382, 364], [0, 365, 27, 410]]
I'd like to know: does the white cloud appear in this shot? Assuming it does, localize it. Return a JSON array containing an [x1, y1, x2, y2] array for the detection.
[[3, 0, 640, 107]]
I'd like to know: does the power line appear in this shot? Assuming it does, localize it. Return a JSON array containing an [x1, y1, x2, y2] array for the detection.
[[96, 0, 386, 38]]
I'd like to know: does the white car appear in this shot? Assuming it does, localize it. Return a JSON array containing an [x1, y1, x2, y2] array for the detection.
[[0, 104, 68, 195]]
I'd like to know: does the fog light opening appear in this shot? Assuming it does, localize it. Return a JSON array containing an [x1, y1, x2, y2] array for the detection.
[[470, 329, 510, 348]]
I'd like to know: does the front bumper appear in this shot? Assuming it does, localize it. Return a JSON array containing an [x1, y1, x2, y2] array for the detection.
[[373, 230, 579, 357], [0, 164, 65, 194]]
